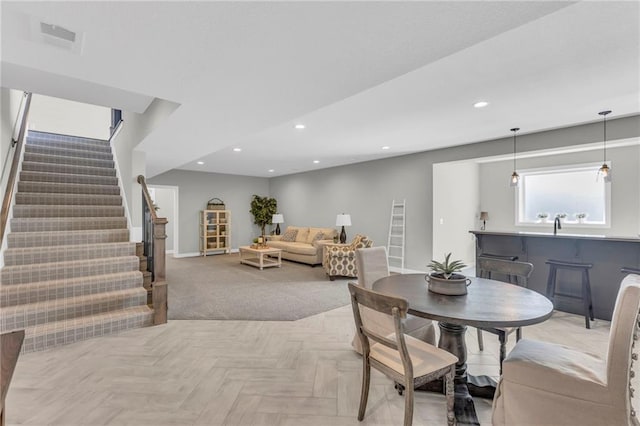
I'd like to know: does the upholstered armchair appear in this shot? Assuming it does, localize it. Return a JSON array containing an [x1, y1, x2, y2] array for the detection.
[[492, 273, 640, 425], [323, 234, 372, 280]]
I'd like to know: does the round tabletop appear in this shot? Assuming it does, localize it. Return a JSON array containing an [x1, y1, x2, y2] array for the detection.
[[373, 274, 554, 328]]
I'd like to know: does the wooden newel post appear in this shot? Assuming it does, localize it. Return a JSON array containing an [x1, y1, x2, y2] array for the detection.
[[153, 218, 168, 282], [152, 218, 168, 324], [152, 281, 168, 325]]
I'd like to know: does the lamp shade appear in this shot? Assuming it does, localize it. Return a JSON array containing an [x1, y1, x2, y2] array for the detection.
[[479, 212, 489, 221], [272, 214, 284, 224], [336, 214, 351, 227]]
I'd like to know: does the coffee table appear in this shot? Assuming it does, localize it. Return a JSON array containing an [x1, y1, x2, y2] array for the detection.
[[239, 246, 282, 270]]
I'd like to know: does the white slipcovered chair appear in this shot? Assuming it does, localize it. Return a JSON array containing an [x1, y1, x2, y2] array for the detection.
[[351, 247, 436, 353], [492, 273, 640, 426]]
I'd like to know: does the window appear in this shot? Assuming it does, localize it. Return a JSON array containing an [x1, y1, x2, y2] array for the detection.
[[516, 163, 610, 226]]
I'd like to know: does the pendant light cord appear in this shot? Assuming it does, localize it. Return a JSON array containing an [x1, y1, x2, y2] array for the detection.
[[603, 114, 607, 163], [511, 127, 519, 170], [599, 110, 611, 163]]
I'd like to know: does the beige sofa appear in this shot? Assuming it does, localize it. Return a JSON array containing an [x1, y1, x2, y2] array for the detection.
[[267, 226, 337, 266]]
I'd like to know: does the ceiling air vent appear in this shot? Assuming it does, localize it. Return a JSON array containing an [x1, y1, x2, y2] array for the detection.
[[40, 22, 76, 43], [32, 18, 84, 54]]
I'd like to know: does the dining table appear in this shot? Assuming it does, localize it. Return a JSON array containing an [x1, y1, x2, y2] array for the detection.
[[373, 273, 554, 426]]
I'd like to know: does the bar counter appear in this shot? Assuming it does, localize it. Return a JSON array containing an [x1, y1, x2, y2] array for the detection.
[[470, 230, 640, 320]]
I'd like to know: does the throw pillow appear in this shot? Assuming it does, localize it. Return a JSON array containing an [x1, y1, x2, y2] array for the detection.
[[281, 228, 298, 242], [311, 232, 324, 243]]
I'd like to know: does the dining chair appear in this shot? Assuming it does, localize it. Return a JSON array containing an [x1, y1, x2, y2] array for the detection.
[[476, 257, 534, 373], [492, 273, 640, 426], [351, 247, 436, 354], [348, 282, 458, 426]]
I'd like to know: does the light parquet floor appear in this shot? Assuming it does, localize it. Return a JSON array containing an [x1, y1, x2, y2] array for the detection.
[[6, 306, 610, 426]]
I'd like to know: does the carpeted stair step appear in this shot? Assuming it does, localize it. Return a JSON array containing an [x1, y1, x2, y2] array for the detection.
[[18, 181, 120, 195], [26, 137, 112, 154], [19, 171, 118, 186], [0, 271, 143, 307], [142, 270, 152, 291], [1, 289, 149, 339], [23, 152, 114, 169], [27, 131, 109, 147], [13, 205, 124, 218], [20, 305, 154, 354], [1, 256, 140, 285], [22, 161, 116, 177], [10, 217, 127, 233], [7, 229, 129, 248], [139, 256, 148, 273], [3, 242, 137, 266], [25, 144, 113, 161], [15, 192, 122, 206]]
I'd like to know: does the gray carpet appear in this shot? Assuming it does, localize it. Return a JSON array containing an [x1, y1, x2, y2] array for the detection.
[[166, 254, 351, 321]]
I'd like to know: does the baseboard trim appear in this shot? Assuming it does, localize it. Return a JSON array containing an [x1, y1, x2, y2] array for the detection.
[[173, 249, 239, 258], [173, 252, 201, 258]]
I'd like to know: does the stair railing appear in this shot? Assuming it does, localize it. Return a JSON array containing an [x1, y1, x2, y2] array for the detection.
[[1, 92, 32, 245], [137, 174, 168, 324]]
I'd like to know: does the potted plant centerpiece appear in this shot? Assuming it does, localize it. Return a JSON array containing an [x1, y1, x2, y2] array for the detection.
[[426, 253, 471, 295]]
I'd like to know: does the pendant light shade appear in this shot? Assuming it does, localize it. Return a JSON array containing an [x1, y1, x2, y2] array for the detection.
[[509, 127, 520, 187], [597, 110, 612, 183]]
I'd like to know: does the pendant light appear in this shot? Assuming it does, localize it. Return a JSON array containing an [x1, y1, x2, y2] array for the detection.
[[597, 110, 612, 183], [509, 127, 520, 187]]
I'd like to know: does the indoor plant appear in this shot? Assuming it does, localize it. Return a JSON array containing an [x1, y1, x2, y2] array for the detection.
[[250, 195, 277, 237], [426, 253, 470, 295]]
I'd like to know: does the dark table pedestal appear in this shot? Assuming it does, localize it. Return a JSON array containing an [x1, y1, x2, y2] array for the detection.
[[417, 322, 496, 425]]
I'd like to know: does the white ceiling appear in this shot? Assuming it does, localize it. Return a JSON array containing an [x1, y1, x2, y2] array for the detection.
[[1, 1, 639, 178]]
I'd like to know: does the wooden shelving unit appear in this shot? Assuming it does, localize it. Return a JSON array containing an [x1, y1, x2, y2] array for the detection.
[[200, 210, 231, 255]]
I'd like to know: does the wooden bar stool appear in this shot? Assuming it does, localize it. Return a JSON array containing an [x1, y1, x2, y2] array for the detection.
[[545, 259, 594, 329]]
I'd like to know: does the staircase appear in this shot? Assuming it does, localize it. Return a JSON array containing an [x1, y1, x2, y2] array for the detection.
[[0, 131, 154, 353]]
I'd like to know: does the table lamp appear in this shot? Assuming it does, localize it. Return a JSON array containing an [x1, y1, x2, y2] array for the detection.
[[336, 213, 351, 244], [272, 214, 284, 235], [480, 211, 489, 230]]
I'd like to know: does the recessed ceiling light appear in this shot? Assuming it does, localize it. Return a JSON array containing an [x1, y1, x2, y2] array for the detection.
[[233, 148, 242, 152], [313, 160, 320, 164], [196, 161, 204, 165], [473, 101, 489, 108], [295, 124, 306, 130], [268, 169, 275, 173], [382, 146, 390, 150]]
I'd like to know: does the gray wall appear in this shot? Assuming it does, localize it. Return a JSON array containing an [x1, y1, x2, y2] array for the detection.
[[269, 115, 640, 271], [479, 144, 640, 237], [149, 186, 177, 252], [148, 169, 269, 255]]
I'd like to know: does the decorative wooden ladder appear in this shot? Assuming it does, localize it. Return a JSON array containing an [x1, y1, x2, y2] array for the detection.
[[387, 199, 406, 271]]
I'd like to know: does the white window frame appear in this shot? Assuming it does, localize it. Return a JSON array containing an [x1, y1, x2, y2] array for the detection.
[[515, 162, 611, 228]]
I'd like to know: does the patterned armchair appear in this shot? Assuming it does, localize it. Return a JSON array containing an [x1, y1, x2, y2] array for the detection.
[[323, 234, 373, 280]]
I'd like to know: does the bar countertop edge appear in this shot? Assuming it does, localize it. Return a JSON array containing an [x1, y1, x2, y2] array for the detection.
[[469, 230, 640, 244]]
